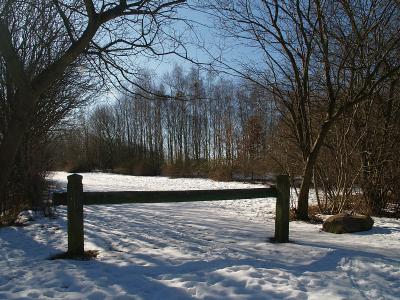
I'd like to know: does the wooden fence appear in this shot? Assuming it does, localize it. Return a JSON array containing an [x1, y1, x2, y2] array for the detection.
[[53, 174, 290, 256]]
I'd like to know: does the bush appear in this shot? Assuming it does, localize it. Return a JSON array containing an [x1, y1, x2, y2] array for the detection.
[[64, 160, 93, 173], [208, 165, 232, 181], [114, 159, 161, 176], [161, 160, 209, 178]]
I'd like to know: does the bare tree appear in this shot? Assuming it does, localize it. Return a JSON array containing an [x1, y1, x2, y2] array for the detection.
[[0, 2, 96, 217], [0, 0, 186, 207], [202, 0, 400, 219]]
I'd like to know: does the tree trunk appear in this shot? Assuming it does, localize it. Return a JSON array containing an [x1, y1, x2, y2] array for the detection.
[[296, 157, 315, 220], [296, 121, 332, 220], [0, 93, 38, 205]]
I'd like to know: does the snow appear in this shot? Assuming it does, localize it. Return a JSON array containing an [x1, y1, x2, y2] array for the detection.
[[0, 172, 399, 299], [48, 171, 266, 192]]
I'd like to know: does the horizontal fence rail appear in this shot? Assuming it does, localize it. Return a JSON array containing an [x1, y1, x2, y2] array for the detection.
[[53, 188, 277, 206], [54, 174, 289, 257]]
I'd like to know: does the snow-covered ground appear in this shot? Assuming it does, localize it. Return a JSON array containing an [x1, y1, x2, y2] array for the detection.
[[0, 172, 399, 299], [48, 171, 267, 191]]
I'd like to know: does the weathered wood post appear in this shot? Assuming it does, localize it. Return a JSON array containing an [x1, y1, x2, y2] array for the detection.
[[67, 174, 84, 256], [274, 174, 290, 242]]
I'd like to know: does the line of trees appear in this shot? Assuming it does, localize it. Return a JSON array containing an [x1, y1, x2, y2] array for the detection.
[[53, 66, 277, 179]]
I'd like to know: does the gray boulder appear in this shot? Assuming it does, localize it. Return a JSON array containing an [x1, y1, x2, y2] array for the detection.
[[322, 213, 374, 234]]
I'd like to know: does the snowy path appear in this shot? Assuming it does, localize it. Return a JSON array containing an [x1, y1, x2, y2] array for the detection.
[[0, 172, 399, 299]]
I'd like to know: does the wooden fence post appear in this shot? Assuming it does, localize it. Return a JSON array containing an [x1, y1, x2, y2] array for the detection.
[[274, 174, 290, 243], [67, 174, 84, 256]]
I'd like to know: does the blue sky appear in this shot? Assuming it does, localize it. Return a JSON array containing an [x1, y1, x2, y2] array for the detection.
[[138, 4, 262, 78], [96, 2, 265, 103]]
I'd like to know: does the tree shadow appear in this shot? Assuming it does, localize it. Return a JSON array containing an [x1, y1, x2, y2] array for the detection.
[[0, 225, 195, 299], [2, 203, 399, 299], [351, 225, 400, 235]]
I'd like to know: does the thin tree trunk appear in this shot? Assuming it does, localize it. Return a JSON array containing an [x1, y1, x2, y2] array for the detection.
[[297, 121, 332, 220]]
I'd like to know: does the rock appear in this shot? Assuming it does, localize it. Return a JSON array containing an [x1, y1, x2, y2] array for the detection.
[[322, 213, 374, 234]]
